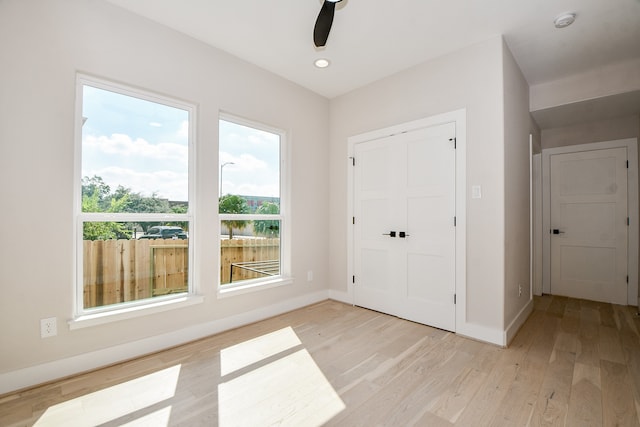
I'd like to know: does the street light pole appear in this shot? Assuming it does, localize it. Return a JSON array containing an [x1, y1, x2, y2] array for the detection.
[[220, 162, 235, 196]]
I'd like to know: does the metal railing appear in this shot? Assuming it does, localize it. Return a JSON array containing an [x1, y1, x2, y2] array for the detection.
[[229, 260, 279, 283]]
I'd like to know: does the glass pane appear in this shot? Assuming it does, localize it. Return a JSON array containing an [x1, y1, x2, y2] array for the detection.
[[82, 85, 189, 213], [82, 221, 189, 309], [219, 119, 280, 207], [220, 220, 280, 285]]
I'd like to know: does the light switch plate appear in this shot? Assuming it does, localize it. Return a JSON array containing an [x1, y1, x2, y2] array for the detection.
[[472, 185, 482, 199]]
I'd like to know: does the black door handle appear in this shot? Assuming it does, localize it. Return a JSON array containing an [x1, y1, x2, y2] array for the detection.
[[382, 231, 396, 237], [399, 231, 409, 238], [551, 229, 565, 234]]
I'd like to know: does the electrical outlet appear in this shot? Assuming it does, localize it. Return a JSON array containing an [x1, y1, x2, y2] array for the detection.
[[518, 284, 522, 297], [307, 270, 314, 282], [40, 317, 57, 338]]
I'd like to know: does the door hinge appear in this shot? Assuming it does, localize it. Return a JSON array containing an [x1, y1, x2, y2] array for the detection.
[[349, 157, 355, 166], [353, 216, 355, 225], [627, 160, 629, 169], [454, 294, 457, 304], [449, 137, 457, 149], [352, 275, 355, 284], [627, 275, 629, 283], [454, 216, 457, 226]]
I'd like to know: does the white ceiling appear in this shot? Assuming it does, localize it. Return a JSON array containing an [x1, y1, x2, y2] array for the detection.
[[106, 0, 640, 104]]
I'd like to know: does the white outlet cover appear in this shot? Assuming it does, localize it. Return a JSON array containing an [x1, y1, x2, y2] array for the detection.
[[40, 317, 57, 338]]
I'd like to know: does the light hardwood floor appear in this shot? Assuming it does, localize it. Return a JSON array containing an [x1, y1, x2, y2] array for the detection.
[[1, 296, 639, 426]]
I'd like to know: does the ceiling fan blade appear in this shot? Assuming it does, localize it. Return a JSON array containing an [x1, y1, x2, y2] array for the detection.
[[313, 1, 336, 47]]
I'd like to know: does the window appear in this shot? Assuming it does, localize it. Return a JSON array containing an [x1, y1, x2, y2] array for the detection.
[[75, 75, 194, 316], [218, 116, 287, 289]]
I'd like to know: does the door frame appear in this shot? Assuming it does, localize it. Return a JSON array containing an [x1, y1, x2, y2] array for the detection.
[[541, 138, 639, 305], [347, 109, 466, 331]]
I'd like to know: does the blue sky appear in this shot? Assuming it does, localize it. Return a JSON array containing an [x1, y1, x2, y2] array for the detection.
[[82, 86, 280, 201]]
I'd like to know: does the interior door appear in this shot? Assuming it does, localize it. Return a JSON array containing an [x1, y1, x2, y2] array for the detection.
[[353, 123, 456, 331], [549, 147, 628, 304]]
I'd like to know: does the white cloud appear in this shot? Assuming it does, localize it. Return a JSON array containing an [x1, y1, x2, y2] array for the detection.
[[247, 132, 276, 146], [84, 133, 188, 164], [149, 122, 163, 127], [219, 152, 268, 171]]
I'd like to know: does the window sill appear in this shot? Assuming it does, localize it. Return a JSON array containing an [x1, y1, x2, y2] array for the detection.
[[68, 295, 205, 330], [217, 276, 293, 298]]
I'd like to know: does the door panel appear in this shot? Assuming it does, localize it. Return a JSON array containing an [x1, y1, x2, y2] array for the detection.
[[354, 122, 456, 331], [403, 124, 456, 329], [361, 248, 389, 291], [550, 147, 628, 304], [353, 140, 400, 315]]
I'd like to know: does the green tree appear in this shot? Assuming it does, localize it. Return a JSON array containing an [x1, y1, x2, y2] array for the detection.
[[81, 176, 182, 239], [219, 194, 250, 239], [168, 203, 189, 230], [112, 187, 174, 232], [253, 202, 280, 237], [82, 175, 111, 211], [115, 188, 172, 215], [81, 190, 131, 240]]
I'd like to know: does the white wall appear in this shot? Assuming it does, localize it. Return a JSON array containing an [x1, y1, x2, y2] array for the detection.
[[329, 37, 508, 341], [0, 0, 330, 391], [502, 39, 534, 341]]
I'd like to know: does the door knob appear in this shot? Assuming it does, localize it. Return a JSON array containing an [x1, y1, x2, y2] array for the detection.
[[551, 229, 565, 234], [382, 231, 396, 237], [399, 231, 410, 238]]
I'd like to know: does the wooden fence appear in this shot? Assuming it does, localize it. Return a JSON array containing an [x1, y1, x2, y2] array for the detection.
[[82, 238, 279, 308], [83, 239, 188, 308], [220, 238, 280, 284]]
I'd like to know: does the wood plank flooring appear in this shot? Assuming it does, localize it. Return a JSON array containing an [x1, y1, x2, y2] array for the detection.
[[1, 295, 639, 426]]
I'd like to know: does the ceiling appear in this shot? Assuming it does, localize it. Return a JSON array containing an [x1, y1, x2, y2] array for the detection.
[[106, 0, 640, 121]]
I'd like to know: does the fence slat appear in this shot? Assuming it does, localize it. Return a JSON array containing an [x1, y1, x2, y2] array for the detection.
[[82, 239, 187, 308], [82, 238, 275, 308]]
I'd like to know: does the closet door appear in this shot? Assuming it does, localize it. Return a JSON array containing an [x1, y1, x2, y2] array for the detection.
[[353, 122, 457, 331]]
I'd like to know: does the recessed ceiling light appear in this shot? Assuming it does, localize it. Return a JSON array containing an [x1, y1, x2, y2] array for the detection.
[[554, 12, 576, 29], [314, 58, 330, 68]]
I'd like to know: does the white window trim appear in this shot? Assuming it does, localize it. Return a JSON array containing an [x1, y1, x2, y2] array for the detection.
[[217, 113, 291, 296], [68, 295, 205, 330], [73, 74, 197, 321]]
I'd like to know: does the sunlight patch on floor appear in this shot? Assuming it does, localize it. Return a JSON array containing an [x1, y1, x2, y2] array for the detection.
[[219, 329, 345, 426], [220, 326, 302, 376], [34, 364, 181, 427], [120, 406, 173, 426]]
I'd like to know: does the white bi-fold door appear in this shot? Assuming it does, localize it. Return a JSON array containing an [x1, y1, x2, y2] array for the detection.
[[353, 122, 456, 331]]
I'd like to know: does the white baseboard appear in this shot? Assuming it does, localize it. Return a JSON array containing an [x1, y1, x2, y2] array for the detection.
[[456, 321, 505, 347], [328, 289, 352, 304], [504, 298, 534, 346], [0, 290, 329, 395]]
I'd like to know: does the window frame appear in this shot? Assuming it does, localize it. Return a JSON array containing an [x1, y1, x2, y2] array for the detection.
[[73, 74, 197, 319], [217, 113, 291, 295]]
